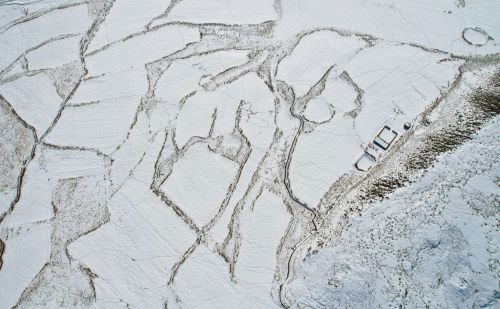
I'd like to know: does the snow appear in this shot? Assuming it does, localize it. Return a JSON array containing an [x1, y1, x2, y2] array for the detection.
[[0, 6, 27, 30], [0, 73, 62, 135], [85, 25, 200, 76], [276, 31, 367, 97], [275, 0, 500, 56], [0, 4, 91, 72], [68, 68, 148, 105], [26, 35, 81, 70], [160, 143, 239, 227], [0, 1, 498, 308], [286, 117, 500, 308], [0, 0, 83, 31], [175, 90, 235, 147], [289, 116, 363, 208], [236, 190, 291, 293], [2, 59, 25, 77], [0, 223, 51, 309], [303, 97, 335, 123], [236, 77, 276, 150], [158, 0, 278, 26], [463, 27, 490, 46], [209, 76, 276, 242], [318, 76, 358, 112], [174, 245, 247, 308], [154, 50, 252, 110], [176, 190, 289, 308], [347, 42, 463, 142], [86, 0, 172, 53], [355, 153, 376, 172], [288, 43, 462, 208], [45, 97, 141, 155], [69, 178, 196, 308], [5, 146, 109, 227]]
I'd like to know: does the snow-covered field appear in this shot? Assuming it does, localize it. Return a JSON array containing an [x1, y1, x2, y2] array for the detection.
[[0, 0, 498, 308]]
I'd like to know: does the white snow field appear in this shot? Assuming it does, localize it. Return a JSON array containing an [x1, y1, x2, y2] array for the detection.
[[154, 0, 278, 26], [0, 0, 498, 308]]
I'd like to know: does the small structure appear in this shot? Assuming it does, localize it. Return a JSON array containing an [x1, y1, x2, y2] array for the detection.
[[355, 152, 376, 172], [374, 126, 397, 150]]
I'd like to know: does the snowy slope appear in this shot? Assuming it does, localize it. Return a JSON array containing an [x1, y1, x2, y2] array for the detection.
[[286, 117, 500, 308]]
